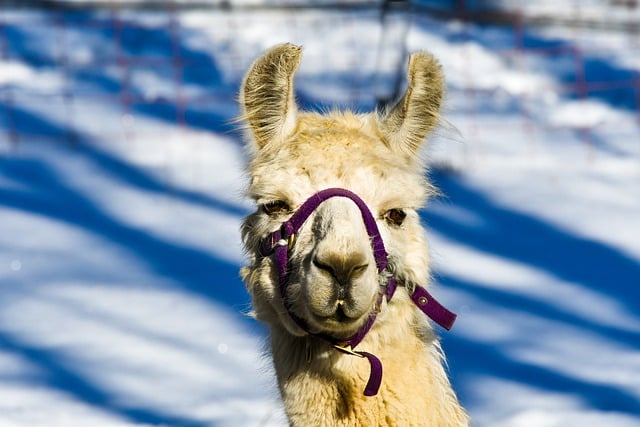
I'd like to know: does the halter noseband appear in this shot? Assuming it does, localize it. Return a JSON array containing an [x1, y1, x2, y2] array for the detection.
[[259, 188, 456, 396]]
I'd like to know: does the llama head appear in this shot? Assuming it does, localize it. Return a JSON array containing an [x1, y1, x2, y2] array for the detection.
[[240, 44, 444, 340]]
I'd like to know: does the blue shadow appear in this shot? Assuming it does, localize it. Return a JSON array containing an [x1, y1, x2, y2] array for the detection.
[[424, 170, 640, 416], [0, 333, 210, 427], [1, 15, 233, 136], [425, 170, 640, 314], [3, 5, 640, 424], [414, 15, 640, 112], [0, 109, 251, 426]]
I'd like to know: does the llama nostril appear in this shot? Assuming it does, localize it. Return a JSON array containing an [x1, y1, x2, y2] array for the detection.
[[313, 254, 369, 286], [350, 263, 369, 279], [313, 257, 336, 277]]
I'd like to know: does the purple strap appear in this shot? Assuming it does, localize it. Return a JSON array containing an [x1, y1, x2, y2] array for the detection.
[[333, 346, 383, 396], [261, 188, 389, 271], [359, 351, 383, 396], [259, 188, 457, 397], [411, 285, 457, 331], [386, 277, 398, 301]]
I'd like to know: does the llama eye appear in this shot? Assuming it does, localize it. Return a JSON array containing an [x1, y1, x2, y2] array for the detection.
[[384, 209, 406, 226], [262, 200, 290, 215]]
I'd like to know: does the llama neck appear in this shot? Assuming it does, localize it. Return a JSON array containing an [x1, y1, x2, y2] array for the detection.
[[269, 299, 469, 427]]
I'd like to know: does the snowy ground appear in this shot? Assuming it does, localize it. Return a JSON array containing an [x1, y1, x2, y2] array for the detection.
[[1, 3, 639, 427]]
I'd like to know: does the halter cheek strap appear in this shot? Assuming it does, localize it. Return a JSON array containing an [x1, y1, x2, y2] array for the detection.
[[259, 188, 457, 396]]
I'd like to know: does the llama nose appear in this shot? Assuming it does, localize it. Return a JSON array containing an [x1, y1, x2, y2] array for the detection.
[[313, 253, 369, 289]]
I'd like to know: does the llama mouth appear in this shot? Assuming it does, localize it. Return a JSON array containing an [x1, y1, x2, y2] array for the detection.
[[313, 305, 358, 324], [333, 304, 349, 322], [307, 302, 370, 336]]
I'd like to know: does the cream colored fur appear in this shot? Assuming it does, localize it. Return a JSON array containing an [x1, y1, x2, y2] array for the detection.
[[239, 43, 469, 426]]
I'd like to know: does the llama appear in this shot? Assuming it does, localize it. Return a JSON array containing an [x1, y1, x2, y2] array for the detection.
[[239, 43, 469, 426]]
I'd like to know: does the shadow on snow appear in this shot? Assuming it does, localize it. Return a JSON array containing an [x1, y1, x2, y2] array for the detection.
[[2, 6, 640, 424], [0, 108, 251, 426], [425, 170, 640, 416]]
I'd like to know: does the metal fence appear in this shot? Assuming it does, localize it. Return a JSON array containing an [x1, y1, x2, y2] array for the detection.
[[1, 0, 639, 165]]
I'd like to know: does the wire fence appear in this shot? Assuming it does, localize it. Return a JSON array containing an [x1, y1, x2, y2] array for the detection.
[[1, 0, 639, 166]]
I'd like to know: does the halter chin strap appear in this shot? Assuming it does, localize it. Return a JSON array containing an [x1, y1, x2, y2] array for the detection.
[[259, 188, 456, 396]]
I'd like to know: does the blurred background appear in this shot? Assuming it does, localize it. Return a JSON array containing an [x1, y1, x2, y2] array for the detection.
[[1, 1, 639, 426]]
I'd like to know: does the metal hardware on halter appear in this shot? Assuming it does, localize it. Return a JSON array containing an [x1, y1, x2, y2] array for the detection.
[[262, 230, 296, 257], [333, 344, 365, 358], [274, 234, 295, 250], [274, 235, 295, 252]]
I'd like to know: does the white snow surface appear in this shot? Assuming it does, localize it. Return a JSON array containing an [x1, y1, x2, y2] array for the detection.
[[1, 3, 639, 427]]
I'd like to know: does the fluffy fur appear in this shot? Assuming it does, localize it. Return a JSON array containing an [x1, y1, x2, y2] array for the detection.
[[239, 43, 469, 426]]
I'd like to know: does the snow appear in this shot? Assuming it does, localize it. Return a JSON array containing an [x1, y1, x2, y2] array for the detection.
[[1, 2, 639, 427]]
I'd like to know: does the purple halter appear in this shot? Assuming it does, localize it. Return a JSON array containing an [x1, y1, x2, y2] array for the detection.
[[259, 188, 456, 396]]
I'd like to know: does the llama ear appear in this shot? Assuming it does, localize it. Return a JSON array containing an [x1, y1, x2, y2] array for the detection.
[[240, 43, 302, 149], [378, 52, 444, 155]]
